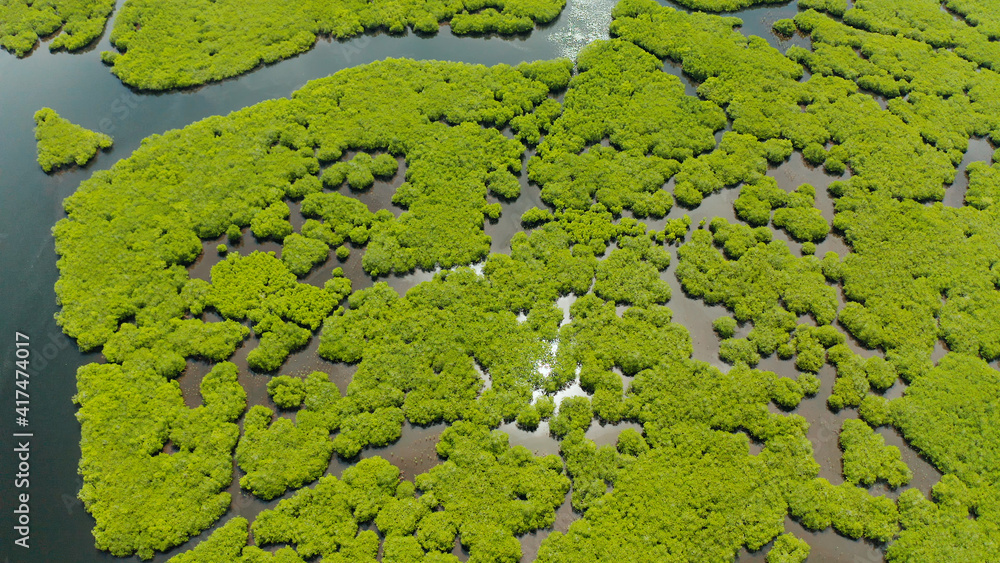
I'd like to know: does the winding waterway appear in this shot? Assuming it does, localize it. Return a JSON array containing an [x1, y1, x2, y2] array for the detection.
[[0, 0, 978, 560]]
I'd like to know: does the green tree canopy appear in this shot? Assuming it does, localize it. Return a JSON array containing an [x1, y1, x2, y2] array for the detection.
[[34, 107, 112, 173]]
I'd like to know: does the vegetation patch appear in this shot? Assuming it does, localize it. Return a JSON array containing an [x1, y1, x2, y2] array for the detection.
[[0, 0, 113, 56], [34, 108, 112, 173], [76, 362, 245, 559], [102, 0, 567, 89], [53, 1, 1000, 558], [840, 418, 912, 488], [676, 220, 837, 364], [529, 38, 725, 216]]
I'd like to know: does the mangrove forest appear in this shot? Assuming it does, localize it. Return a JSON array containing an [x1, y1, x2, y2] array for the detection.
[[28, 0, 1000, 560]]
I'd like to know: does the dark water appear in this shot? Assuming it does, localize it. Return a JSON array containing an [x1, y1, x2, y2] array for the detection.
[[0, 0, 959, 561], [943, 137, 996, 208]]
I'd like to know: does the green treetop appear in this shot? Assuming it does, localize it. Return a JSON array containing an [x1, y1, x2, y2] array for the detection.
[[34, 108, 112, 173], [0, 0, 114, 56]]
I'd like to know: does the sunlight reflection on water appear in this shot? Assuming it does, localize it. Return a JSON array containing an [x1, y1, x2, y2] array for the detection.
[[547, 0, 618, 58]]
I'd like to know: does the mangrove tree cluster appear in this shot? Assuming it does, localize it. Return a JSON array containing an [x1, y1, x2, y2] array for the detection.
[[609, 1, 1000, 559], [676, 219, 837, 367], [34, 107, 113, 173], [101, 0, 566, 89], [246, 424, 568, 563], [53, 58, 571, 558], [0, 0, 113, 56], [75, 362, 246, 559]]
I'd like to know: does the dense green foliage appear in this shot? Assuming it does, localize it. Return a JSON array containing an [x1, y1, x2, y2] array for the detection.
[[54, 58, 565, 558], [236, 405, 335, 499], [415, 422, 569, 561], [250, 202, 294, 242], [529, 39, 723, 217], [548, 396, 593, 437], [613, 0, 957, 202], [167, 518, 250, 563], [735, 179, 830, 242], [53, 58, 560, 351], [593, 234, 671, 306], [712, 315, 737, 338], [789, 8, 1000, 164], [773, 3, 1000, 554], [268, 374, 307, 409], [252, 457, 401, 559], [531, 290, 899, 557], [317, 270, 556, 456], [803, 0, 1000, 69], [312, 204, 678, 455], [787, 325, 845, 373], [858, 395, 892, 427], [767, 533, 810, 563], [798, 0, 846, 16], [760, 2, 1000, 387], [55, 0, 1000, 558], [893, 354, 1000, 485], [520, 207, 554, 227], [0, 0, 113, 56], [209, 251, 350, 371], [772, 201, 828, 243], [833, 197, 1000, 380], [34, 108, 112, 173], [75, 362, 245, 559], [668, 0, 784, 11], [542, 430, 798, 561], [965, 158, 1000, 209], [672, 133, 793, 208], [103, 0, 566, 89], [888, 475, 1000, 561], [772, 19, 796, 37], [840, 419, 912, 488], [538, 348, 895, 559], [603, 2, 1000, 554], [300, 192, 378, 250], [321, 152, 399, 192], [786, 478, 898, 541], [170, 521, 306, 563], [826, 344, 896, 410], [613, 0, 811, 146], [659, 214, 691, 244], [676, 223, 837, 364], [249, 426, 567, 562], [547, 293, 690, 399]]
